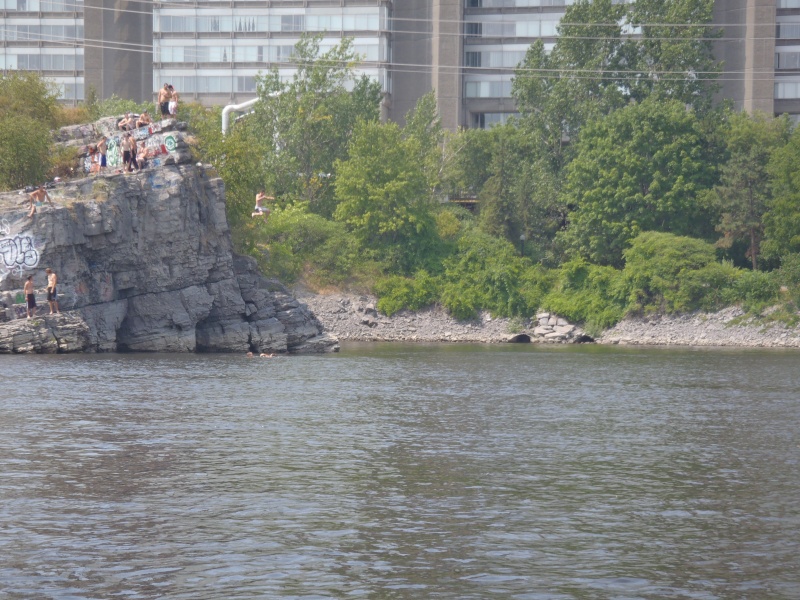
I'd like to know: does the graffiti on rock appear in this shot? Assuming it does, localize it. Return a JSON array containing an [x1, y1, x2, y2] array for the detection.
[[85, 123, 175, 172], [0, 234, 40, 279]]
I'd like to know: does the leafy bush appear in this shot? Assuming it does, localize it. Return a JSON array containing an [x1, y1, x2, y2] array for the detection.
[[56, 105, 92, 127], [87, 95, 154, 121], [0, 114, 52, 190], [47, 145, 81, 180], [439, 227, 538, 320], [623, 231, 718, 313], [721, 268, 780, 312], [778, 253, 800, 308], [542, 259, 628, 334], [375, 271, 441, 316]]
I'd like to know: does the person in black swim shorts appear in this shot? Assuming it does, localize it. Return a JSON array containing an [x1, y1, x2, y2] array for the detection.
[[45, 268, 60, 315], [24, 275, 36, 319], [158, 84, 171, 118]]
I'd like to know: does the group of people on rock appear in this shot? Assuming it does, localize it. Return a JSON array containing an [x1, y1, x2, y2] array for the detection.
[[118, 111, 153, 132], [22, 268, 59, 319]]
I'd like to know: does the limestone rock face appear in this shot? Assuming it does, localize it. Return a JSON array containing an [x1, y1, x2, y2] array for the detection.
[[0, 119, 337, 354]]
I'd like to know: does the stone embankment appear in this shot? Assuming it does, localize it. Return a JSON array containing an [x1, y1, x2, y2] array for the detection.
[[298, 293, 589, 344], [598, 306, 800, 348], [300, 293, 800, 349], [0, 117, 337, 354]]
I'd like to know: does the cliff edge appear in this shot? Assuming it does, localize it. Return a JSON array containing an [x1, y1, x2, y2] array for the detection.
[[0, 117, 338, 354]]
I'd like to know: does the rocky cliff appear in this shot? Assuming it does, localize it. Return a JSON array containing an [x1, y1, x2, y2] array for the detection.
[[0, 117, 338, 354]]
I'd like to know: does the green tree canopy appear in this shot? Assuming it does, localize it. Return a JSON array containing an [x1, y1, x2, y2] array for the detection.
[[764, 126, 800, 259], [559, 98, 718, 267], [254, 35, 382, 217], [334, 119, 437, 272], [709, 112, 791, 270], [0, 73, 60, 190]]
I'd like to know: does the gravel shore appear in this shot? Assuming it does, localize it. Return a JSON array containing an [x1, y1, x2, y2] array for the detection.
[[299, 292, 800, 348]]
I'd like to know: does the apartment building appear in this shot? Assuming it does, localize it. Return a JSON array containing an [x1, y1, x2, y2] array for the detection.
[[151, 1, 391, 109], [0, 0, 85, 102], [2, 0, 799, 128]]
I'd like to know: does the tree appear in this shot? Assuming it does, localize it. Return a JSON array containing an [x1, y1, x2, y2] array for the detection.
[[0, 73, 60, 190], [559, 98, 718, 267], [764, 127, 800, 260], [511, 0, 720, 168], [628, 0, 720, 111], [709, 112, 790, 270], [334, 120, 437, 272], [254, 35, 382, 217], [0, 72, 60, 127]]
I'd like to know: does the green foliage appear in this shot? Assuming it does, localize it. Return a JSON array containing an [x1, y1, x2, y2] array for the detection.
[[255, 35, 382, 216], [778, 253, 800, 308], [764, 127, 800, 260], [0, 72, 60, 127], [623, 231, 718, 312], [257, 203, 359, 285], [542, 259, 628, 334], [0, 114, 52, 190], [709, 111, 791, 270], [559, 98, 719, 267], [375, 271, 441, 316], [0, 73, 61, 190], [334, 120, 438, 273], [439, 228, 539, 320], [722, 268, 781, 313]]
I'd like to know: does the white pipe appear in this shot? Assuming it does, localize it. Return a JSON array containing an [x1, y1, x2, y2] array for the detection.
[[221, 98, 260, 134]]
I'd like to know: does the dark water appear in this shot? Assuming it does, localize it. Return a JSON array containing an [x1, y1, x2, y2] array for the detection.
[[1, 343, 799, 599]]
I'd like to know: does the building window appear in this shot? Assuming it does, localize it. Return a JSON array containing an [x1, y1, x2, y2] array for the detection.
[[775, 81, 800, 98], [779, 23, 800, 39], [465, 52, 481, 67], [777, 52, 800, 69], [472, 112, 517, 129], [281, 15, 304, 32], [466, 23, 481, 36]]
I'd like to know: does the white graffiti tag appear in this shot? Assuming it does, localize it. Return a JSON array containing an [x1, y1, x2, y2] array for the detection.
[[0, 218, 11, 236], [0, 235, 40, 277]]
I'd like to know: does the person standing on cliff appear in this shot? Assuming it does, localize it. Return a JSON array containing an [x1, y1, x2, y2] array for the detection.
[[97, 136, 108, 173], [168, 85, 179, 116], [45, 268, 60, 315], [158, 84, 171, 118], [24, 275, 36, 319], [27, 185, 53, 218]]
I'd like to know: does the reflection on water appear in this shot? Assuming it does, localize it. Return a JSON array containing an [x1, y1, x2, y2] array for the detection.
[[1, 344, 799, 598]]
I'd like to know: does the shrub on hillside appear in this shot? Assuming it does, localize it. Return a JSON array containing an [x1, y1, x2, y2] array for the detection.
[[439, 228, 538, 320], [623, 232, 719, 313], [542, 259, 628, 334], [375, 271, 441, 316]]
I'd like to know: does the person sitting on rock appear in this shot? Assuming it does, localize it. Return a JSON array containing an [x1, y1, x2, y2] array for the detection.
[[27, 184, 53, 218], [136, 111, 152, 128], [118, 113, 136, 131]]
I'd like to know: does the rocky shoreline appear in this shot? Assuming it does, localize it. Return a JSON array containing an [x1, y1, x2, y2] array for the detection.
[[299, 293, 800, 349]]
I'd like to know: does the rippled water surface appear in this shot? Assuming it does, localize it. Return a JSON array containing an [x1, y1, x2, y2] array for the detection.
[[1, 343, 799, 599]]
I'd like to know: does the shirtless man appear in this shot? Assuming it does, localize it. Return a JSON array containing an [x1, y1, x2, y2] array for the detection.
[[118, 112, 135, 131], [252, 190, 274, 219], [97, 136, 108, 172], [45, 268, 60, 315], [27, 185, 53, 218], [23, 275, 36, 319], [168, 85, 179, 116], [158, 84, 171, 118], [136, 111, 152, 128]]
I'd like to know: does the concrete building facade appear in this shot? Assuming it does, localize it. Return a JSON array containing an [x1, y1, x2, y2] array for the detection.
[[0, 0, 86, 102], [151, 1, 390, 109], [2, 0, 800, 128]]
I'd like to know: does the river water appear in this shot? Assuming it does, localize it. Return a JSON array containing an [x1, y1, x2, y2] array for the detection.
[[1, 343, 799, 599]]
